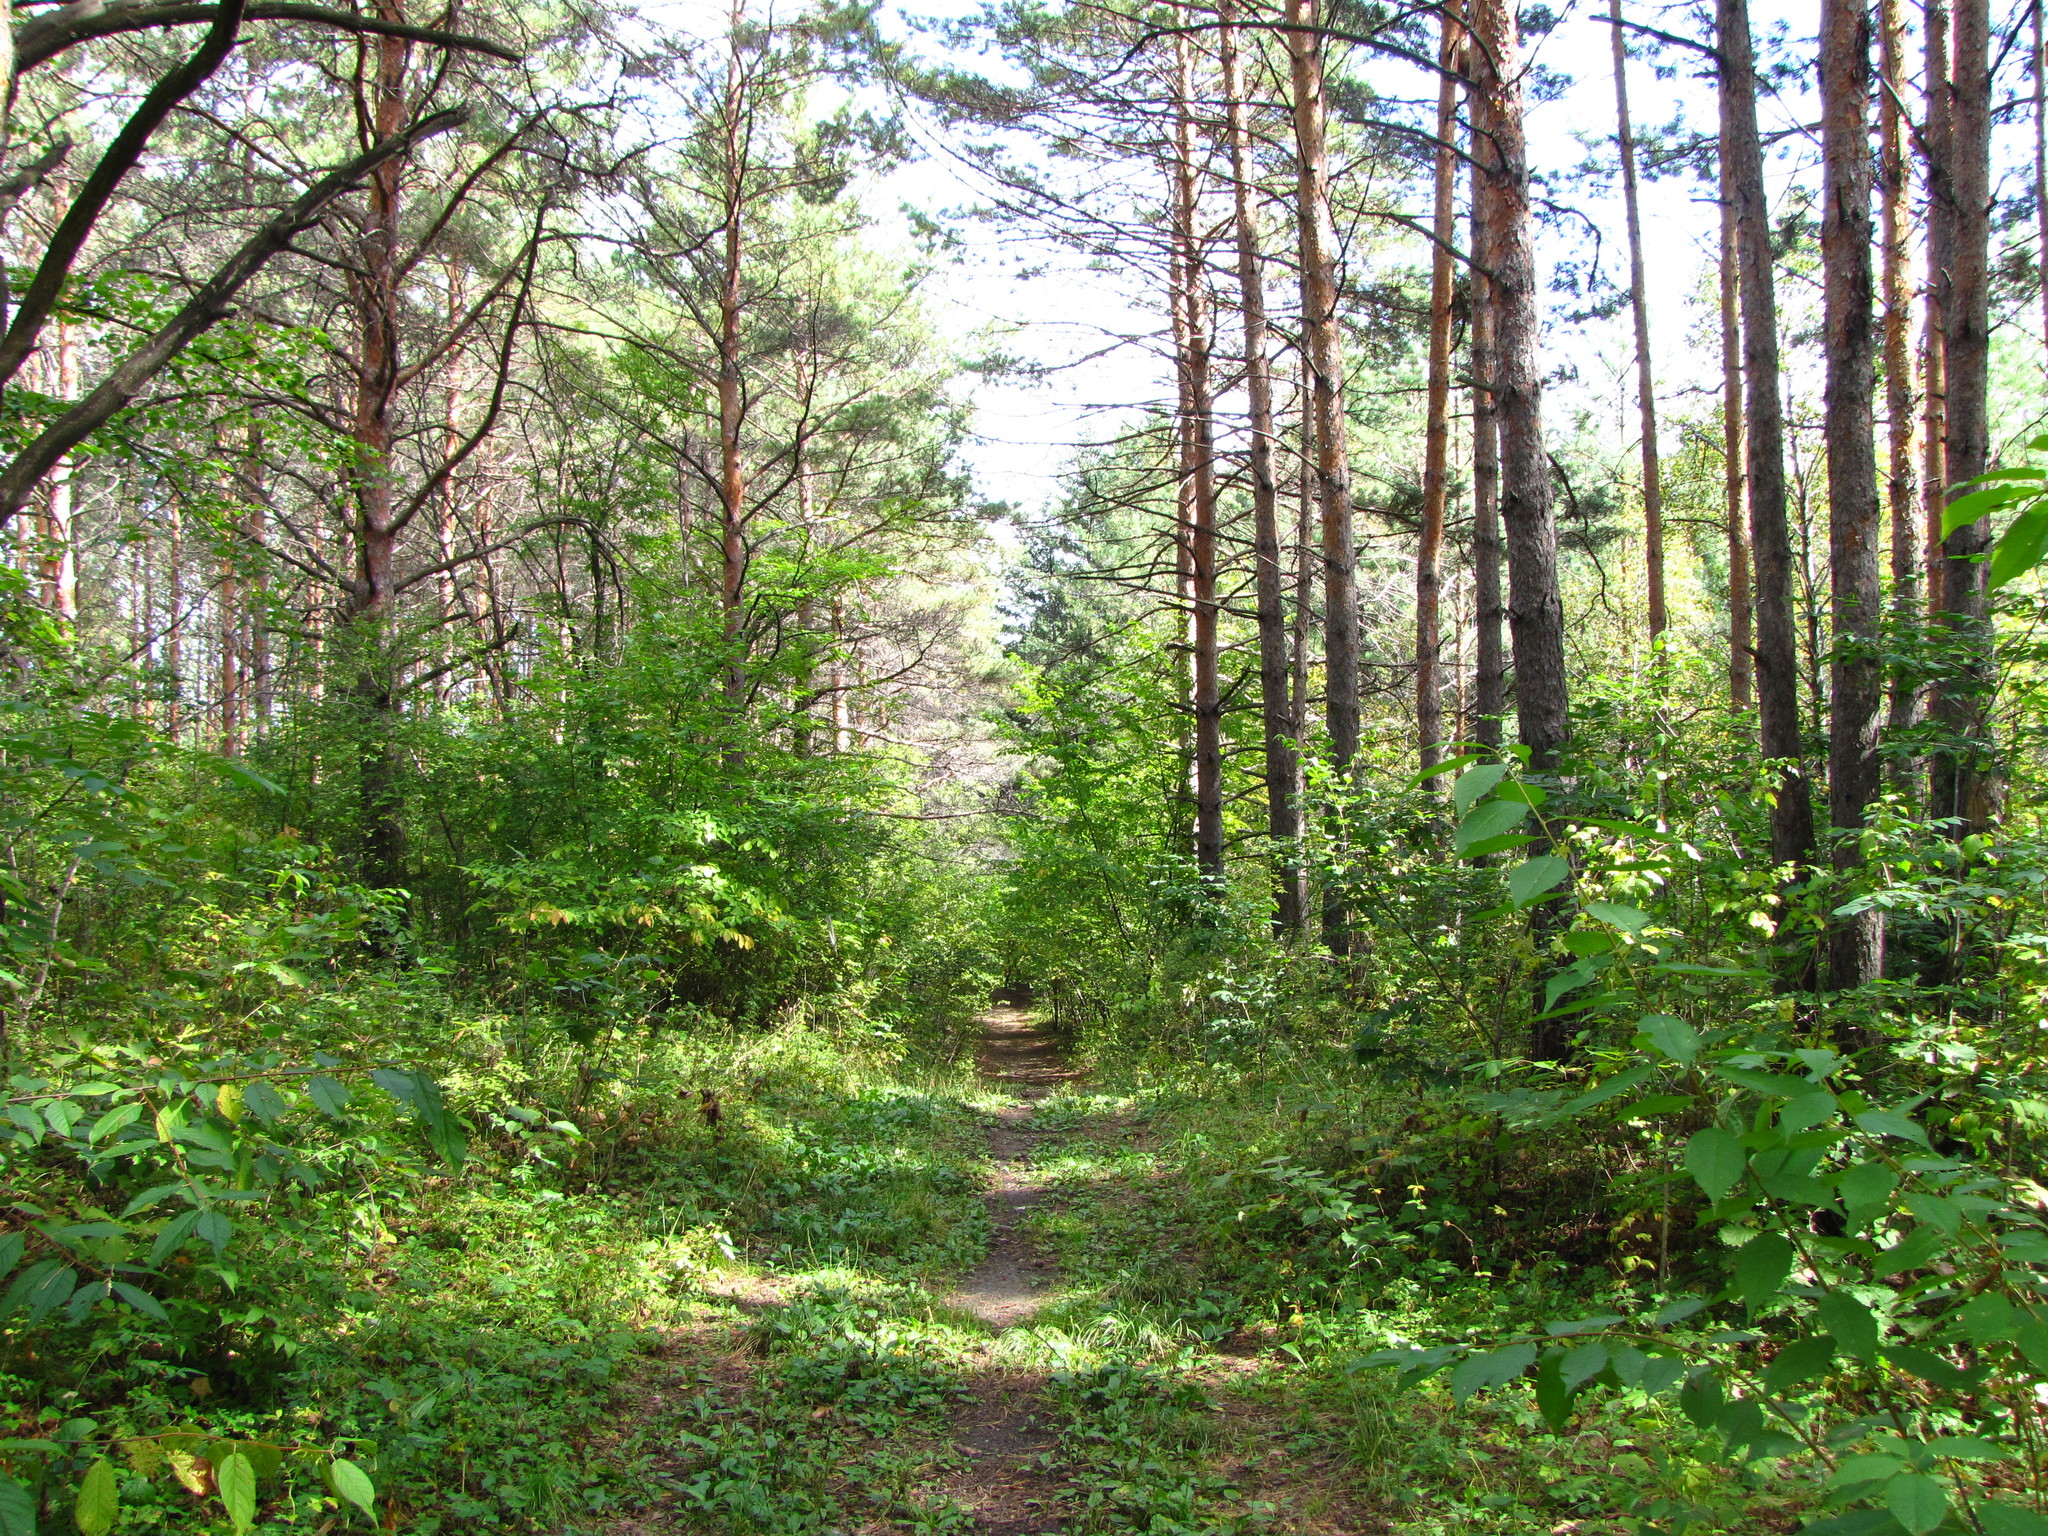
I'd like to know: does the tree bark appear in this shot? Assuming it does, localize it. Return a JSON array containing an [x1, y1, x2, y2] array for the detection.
[[1922, 0, 1952, 619], [1821, 0, 1885, 991], [1287, 0, 1360, 956], [718, 15, 750, 711], [1608, 0, 1665, 651], [1221, 0, 1305, 931], [1417, 6, 1459, 787], [1881, 0, 1920, 760], [1468, 67, 1505, 747], [345, 1, 412, 892], [1472, 0, 1567, 775], [2035, 0, 2048, 360], [1720, 0, 1815, 868], [1171, 29, 1224, 888], [1720, 176, 1753, 709], [1930, 0, 1996, 832]]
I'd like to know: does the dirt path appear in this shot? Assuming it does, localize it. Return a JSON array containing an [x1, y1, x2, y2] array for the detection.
[[941, 1004, 1080, 1534], [948, 1006, 1072, 1326]]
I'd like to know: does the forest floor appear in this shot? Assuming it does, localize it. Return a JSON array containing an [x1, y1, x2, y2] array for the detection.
[[601, 1006, 1389, 1535]]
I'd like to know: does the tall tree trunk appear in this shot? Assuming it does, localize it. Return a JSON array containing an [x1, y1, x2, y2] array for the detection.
[[1469, 70, 1505, 747], [1821, 0, 1885, 992], [1720, 0, 1815, 868], [1417, 6, 1459, 787], [1221, 0, 1305, 932], [343, 6, 411, 889], [1291, 377, 1314, 756], [1608, 0, 1665, 649], [1922, 0, 1952, 618], [1472, 0, 1567, 773], [2035, 0, 2048, 359], [1930, 0, 1996, 832], [1171, 29, 1224, 888], [1881, 0, 1920, 760], [1475, 0, 1571, 1061], [1720, 182, 1754, 708], [718, 25, 750, 713], [38, 316, 76, 622], [1287, 0, 1359, 956]]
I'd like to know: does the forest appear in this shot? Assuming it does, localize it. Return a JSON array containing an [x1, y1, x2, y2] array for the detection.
[[2, 0, 2047, 1529]]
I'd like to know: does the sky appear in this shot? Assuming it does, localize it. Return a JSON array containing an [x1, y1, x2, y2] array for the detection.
[[868, 0, 1806, 515], [633, 0, 2045, 518]]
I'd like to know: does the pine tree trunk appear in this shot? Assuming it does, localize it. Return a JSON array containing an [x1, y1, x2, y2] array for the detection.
[[1720, 183, 1753, 708], [718, 29, 749, 713], [1468, 70, 1505, 748], [1608, 0, 1664, 649], [1221, 0, 1306, 932], [1821, 0, 1885, 991], [1472, 0, 1567, 774], [1930, 0, 1996, 832], [1417, 7, 1459, 787], [1720, 0, 1815, 868], [1922, 0, 1952, 619], [1881, 0, 1920, 760], [1171, 30, 1224, 888], [1287, 0, 1359, 956], [2035, 0, 2048, 360]]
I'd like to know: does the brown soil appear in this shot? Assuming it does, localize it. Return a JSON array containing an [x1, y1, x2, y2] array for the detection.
[[939, 1004, 1082, 1533]]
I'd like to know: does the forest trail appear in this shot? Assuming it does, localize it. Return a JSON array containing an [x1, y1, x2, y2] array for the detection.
[[948, 1004, 1073, 1327], [940, 1004, 1080, 1533]]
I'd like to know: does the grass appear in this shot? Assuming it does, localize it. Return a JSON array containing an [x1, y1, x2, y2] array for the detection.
[[9, 1014, 1828, 1534]]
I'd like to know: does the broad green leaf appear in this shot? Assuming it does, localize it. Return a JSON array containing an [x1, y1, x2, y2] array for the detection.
[[1559, 1342, 1607, 1390], [1761, 1333, 1834, 1391], [1923, 1435, 2010, 1462], [1453, 763, 1510, 816], [1885, 1472, 1948, 1536], [1853, 1108, 1929, 1146], [1684, 1128, 1747, 1201], [1941, 483, 2025, 536], [1606, 1342, 1647, 1386], [1412, 752, 1485, 790], [75, 1460, 117, 1536], [1779, 1093, 1838, 1131], [1449, 1343, 1535, 1403], [0, 1232, 21, 1280], [329, 1458, 376, 1521], [149, 1210, 200, 1267], [1652, 1297, 1706, 1325], [1827, 1452, 1904, 1489], [24, 1263, 76, 1323], [111, 1282, 168, 1322], [1507, 855, 1570, 908], [1991, 505, 2048, 589], [2015, 1320, 2048, 1372], [1678, 1370, 1721, 1427], [217, 1452, 256, 1536], [1732, 1232, 1796, 1312], [1533, 1350, 1575, 1432], [1454, 798, 1528, 854], [1815, 1291, 1880, 1362], [306, 1075, 350, 1119], [240, 1081, 290, 1124], [194, 1210, 232, 1256], [0, 1475, 34, 1536], [1979, 1500, 2048, 1536], [85, 1103, 143, 1144], [1712, 1064, 1811, 1097], [1961, 1292, 2018, 1344], [1639, 1352, 1687, 1396], [1838, 1160, 1899, 1226], [1636, 1013, 1699, 1065], [1586, 901, 1649, 931]]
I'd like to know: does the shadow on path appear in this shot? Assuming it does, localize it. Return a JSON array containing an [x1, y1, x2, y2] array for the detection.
[[940, 1004, 1081, 1534]]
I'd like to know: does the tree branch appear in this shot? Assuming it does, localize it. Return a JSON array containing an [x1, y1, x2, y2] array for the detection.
[[16, 0, 522, 72], [0, 107, 470, 525]]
